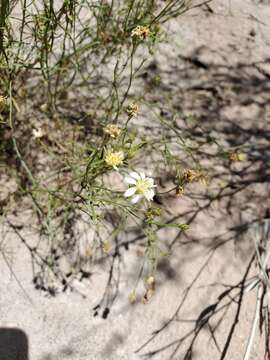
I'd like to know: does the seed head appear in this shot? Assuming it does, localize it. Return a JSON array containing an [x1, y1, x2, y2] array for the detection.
[[126, 103, 139, 117], [131, 25, 150, 39], [104, 124, 121, 139]]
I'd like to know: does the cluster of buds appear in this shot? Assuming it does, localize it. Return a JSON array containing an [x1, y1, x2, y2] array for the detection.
[[131, 25, 150, 40], [228, 152, 247, 162], [175, 185, 184, 196], [143, 275, 155, 304], [145, 207, 161, 222]]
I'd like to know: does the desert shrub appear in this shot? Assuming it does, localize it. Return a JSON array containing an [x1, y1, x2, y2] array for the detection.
[[0, 0, 236, 305]]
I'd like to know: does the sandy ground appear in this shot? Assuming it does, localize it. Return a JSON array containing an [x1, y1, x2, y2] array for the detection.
[[1, 0, 270, 359]]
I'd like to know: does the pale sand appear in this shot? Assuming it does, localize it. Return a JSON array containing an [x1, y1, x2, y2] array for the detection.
[[1, 0, 270, 359]]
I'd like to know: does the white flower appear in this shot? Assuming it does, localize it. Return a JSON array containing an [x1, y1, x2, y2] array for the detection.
[[32, 127, 43, 139], [124, 172, 156, 204]]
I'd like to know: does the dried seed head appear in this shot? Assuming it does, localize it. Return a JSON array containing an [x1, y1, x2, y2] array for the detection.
[[126, 102, 139, 117], [104, 124, 121, 139], [131, 25, 150, 39]]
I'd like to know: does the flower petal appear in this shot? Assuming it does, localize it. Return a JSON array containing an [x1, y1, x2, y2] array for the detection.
[[131, 195, 142, 204], [124, 187, 136, 197], [144, 189, 155, 201], [145, 177, 154, 187], [124, 176, 137, 185], [129, 172, 140, 180], [140, 172, 145, 179]]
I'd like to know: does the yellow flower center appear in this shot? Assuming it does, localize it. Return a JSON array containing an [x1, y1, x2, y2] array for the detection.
[[105, 151, 124, 167], [136, 179, 151, 195]]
